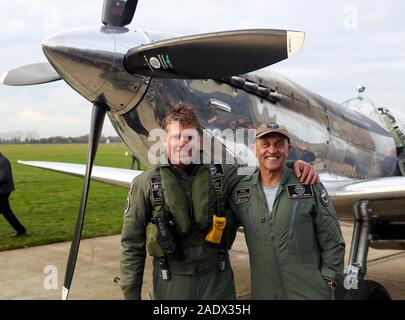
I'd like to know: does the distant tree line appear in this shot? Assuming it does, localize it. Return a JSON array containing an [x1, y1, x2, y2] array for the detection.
[[0, 130, 122, 144]]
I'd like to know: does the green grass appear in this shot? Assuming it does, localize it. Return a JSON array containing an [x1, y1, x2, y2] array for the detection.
[[0, 144, 147, 251]]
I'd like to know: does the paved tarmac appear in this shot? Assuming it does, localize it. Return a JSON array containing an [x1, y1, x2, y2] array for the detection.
[[0, 222, 404, 300]]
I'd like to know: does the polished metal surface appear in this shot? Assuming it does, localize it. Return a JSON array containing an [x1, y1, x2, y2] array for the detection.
[[0, 62, 61, 86], [109, 68, 397, 179], [245, 69, 397, 179], [42, 27, 151, 113], [209, 98, 232, 113], [109, 77, 255, 166], [345, 200, 371, 288]]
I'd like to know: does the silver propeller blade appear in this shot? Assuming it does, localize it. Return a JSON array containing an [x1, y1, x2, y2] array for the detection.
[[102, 0, 138, 27], [0, 62, 61, 86]]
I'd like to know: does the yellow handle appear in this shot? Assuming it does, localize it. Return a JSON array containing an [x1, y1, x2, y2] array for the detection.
[[205, 215, 226, 244]]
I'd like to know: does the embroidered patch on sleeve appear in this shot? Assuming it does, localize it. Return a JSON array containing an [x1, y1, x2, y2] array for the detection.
[[287, 184, 313, 199], [124, 183, 134, 215], [235, 187, 251, 204], [124, 195, 131, 215], [320, 188, 330, 206]]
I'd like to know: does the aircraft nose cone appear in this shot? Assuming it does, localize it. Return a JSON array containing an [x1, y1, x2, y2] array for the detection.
[[42, 28, 115, 101]]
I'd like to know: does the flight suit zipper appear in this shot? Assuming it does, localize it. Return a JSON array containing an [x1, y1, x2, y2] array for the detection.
[[266, 193, 288, 299], [248, 206, 259, 239], [172, 166, 196, 225], [288, 200, 299, 239]]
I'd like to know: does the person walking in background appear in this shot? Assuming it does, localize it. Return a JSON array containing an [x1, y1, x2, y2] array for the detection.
[[0, 152, 27, 237]]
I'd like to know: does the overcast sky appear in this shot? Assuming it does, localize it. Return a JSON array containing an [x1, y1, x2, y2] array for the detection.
[[0, 0, 404, 138]]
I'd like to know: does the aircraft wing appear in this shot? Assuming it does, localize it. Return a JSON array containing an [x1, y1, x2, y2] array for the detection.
[[18, 161, 141, 189], [320, 173, 405, 221], [18, 161, 405, 219]]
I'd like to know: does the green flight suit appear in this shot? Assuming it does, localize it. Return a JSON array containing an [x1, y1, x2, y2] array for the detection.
[[120, 162, 242, 300], [229, 167, 345, 300]]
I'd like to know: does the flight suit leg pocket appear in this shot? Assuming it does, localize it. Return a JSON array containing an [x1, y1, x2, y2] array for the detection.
[[284, 263, 331, 300]]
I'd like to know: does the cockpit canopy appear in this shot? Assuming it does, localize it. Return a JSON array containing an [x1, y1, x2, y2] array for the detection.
[[342, 96, 385, 128]]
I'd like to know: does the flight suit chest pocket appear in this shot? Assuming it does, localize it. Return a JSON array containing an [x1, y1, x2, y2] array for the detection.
[[288, 200, 314, 238], [235, 203, 265, 257], [236, 202, 267, 242], [288, 199, 317, 257], [247, 204, 269, 241]]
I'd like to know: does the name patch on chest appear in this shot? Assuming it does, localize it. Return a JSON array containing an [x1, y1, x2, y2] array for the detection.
[[286, 184, 313, 199], [235, 187, 251, 204]]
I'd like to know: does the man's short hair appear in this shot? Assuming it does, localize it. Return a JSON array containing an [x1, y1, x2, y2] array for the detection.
[[162, 102, 202, 133]]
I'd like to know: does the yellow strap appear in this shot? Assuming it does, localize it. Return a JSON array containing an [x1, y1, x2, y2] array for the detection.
[[205, 215, 227, 244]]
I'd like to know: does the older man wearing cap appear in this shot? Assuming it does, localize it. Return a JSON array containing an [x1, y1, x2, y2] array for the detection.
[[229, 122, 345, 300]]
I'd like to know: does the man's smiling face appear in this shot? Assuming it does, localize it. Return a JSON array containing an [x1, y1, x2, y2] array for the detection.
[[255, 133, 291, 173], [166, 121, 201, 166]]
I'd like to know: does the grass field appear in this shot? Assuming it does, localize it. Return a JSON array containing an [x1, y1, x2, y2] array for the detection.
[[0, 143, 146, 251]]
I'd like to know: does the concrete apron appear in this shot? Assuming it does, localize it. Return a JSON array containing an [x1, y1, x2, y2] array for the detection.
[[0, 223, 404, 300]]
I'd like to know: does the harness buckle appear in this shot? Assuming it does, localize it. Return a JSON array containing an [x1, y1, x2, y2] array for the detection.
[[159, 260, 171, 280], [217, 252, 226, 272]]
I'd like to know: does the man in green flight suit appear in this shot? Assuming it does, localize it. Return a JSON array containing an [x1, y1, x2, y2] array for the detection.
[[120, 104, 319, 300], [230, 122, 345, 300]]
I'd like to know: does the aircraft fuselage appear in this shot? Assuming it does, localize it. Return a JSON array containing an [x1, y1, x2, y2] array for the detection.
[[42, 26, 399, 181]]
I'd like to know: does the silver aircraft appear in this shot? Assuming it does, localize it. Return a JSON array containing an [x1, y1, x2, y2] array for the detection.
[[2, 0, 405, 300]]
